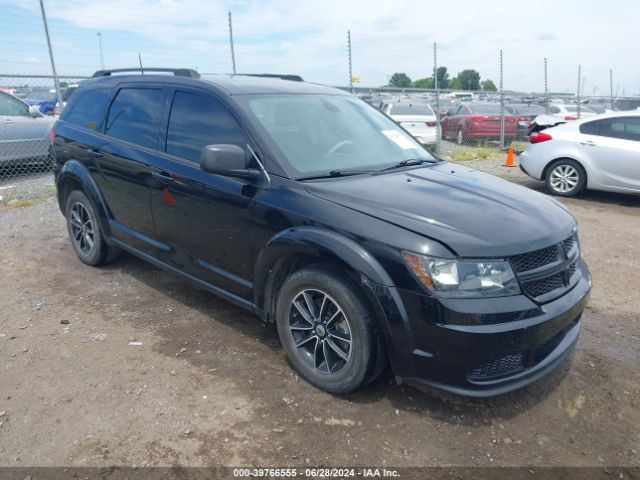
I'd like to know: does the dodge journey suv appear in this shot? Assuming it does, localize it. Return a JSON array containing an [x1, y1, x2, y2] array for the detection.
[[52, 68, 591, 396]]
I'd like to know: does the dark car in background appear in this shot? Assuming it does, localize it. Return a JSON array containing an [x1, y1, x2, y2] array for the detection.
[[441, 103, 517, 144], [52, 68, 590, 397], [22, 87, 59, 114], [505, 104, 547, 138]]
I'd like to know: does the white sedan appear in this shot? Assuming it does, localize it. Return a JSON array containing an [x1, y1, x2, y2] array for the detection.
[[384, 103, 437, 145], [547, 104, 597, 121], [520, 111, 640, 196]]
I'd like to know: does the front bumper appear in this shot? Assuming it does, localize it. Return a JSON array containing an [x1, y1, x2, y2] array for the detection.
[[373, 259, 591, 397]]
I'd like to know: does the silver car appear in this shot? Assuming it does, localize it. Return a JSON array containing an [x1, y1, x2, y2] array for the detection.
[[520, 111, 640, 196], [0, 90, 55, 166]]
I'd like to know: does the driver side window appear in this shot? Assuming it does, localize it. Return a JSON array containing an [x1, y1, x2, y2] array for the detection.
[[0, 93, 29, 117]]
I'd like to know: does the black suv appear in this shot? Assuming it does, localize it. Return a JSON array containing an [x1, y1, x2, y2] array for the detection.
[[53, 68, 591, 396]]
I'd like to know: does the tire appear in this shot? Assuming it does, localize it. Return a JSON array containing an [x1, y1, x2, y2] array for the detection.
[[545, 159, 586, 197], [275, 265, 382, 394], [65, 190, 119, 266], [456, 128, 464, 146]]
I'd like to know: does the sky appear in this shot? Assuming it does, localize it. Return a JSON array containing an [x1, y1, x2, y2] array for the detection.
[[0, 0, 639, 95]]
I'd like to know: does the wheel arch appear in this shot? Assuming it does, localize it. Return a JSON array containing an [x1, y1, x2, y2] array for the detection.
[[254, 227, 393, 326], [56, 160, 113, 238], [542, 156, 588, 184]]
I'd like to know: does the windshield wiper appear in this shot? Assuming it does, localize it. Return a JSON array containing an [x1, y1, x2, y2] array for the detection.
[[378, 158, 439, 173], [297, 170, 373, 181]]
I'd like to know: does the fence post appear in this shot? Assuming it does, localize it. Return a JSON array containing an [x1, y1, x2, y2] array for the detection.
[[499, 49, 505, 150], [544, 57, 549, 114], [434, 41, 441, 154], [38, 0, 63, 113], [577, 65, 582, 119]]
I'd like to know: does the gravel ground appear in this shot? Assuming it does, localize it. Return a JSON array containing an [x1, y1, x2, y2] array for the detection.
[[0, 159, 639, 469]]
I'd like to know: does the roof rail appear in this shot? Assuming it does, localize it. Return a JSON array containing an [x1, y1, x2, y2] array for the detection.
[[240, 73, 304, 82], [92, 68, 201, 78]]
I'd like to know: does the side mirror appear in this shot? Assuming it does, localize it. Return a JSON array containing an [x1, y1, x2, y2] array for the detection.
[[200, 144, 261, 180], [28, 105, 41, 117]]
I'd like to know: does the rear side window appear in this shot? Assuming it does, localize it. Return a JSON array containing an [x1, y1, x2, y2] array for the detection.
[[165, 91, 247, 163], [581, 117, 640, 141], [64, 89, 111, 131], [105, 88, 163, 149]]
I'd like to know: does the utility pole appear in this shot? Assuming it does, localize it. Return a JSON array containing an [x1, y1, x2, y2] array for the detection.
[[228, 11, 237, 74], [499, 49, 505, 150], [544, 57, 549, 113], [97, 32, 104, 70], [38, 0, 63, 113], [610, 69, 614, 110], [577, 65, 582, 119], [347, 30, 353, 93], [434, 41, 440, 153]]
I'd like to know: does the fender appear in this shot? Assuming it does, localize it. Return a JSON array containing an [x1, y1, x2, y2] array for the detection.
[[56, 160, 113, 238], [254, 227, 394, 308]]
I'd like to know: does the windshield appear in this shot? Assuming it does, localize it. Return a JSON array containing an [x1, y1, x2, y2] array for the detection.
[[24, 89, 56, 100], [246, 95, 436, 178], [469, 104, 502, 114], [389, 104, 434, 116], [566, 105, 595, 113], [511, 105, 545, 115]]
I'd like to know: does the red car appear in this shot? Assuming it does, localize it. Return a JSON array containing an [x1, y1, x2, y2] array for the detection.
[[441, 103, 517, 144]]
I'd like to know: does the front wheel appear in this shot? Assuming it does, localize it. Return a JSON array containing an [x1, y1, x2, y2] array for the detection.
[[275, 266, 382, 393], [545, 159, 586, 197], [456, 128, 464, 145]]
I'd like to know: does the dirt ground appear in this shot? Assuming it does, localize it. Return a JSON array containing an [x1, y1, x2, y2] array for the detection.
[[0, 160, 639, 469]]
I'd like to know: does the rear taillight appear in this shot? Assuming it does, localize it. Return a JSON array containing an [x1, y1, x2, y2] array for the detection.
[[470, 115, 484, 123], [564, 116, 577, 121], [529, 131, 552, 144], [426, 121, 436, 127], [49, 127, 55, 143], [518, 116, 529, 122]]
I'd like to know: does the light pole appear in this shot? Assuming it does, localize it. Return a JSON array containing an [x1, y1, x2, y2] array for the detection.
[[97, 32, 105, 70]]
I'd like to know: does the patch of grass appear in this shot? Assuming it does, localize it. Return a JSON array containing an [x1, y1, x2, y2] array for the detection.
[[450, 150, 475, 162], [510, 141, 527, 152], [475, 147, 500, 160], [5, 198, 41, 209]]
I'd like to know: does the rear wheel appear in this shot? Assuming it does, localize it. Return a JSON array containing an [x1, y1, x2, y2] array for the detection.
[[545, 159, 586, 197], [275, 265, 381, 393], [65, 190, 119, 266]]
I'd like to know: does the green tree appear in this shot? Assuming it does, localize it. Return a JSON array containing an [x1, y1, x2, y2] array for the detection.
[[455, 69, 481, 90], [412, 77, 434, 89], [449, 77, 462, 90], [435, 66, 449, 89], [481, 79, 497, 91], [388, 72, 412, 88]]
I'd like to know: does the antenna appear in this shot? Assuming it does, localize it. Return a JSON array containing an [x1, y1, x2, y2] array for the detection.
[[138, 53, 144, 75]]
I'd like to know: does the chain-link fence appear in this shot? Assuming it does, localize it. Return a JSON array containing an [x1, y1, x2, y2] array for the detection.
[[0, 74, 88, 206]]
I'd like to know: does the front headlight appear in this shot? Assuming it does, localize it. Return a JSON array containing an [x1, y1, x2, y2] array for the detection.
[[402, 252, 521, 298]]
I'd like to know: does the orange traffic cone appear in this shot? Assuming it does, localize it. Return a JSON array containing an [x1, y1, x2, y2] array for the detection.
[[504, 146, 515, 167]]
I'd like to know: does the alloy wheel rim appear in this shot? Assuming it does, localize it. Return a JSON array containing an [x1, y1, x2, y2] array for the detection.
[[457, 130, 463, 145], [288, 289, 352, 375], [550, 165, 579, 193], [70, 202, 95, 254]]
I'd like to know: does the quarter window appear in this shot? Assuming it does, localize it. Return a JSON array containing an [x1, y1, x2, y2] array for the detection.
[[105, 88, 163, 149], [64, 89, 111, 131], [166, 91, 247, 163]]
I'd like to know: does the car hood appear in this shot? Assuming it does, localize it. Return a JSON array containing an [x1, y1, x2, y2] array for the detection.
[[304, 162, 576, 257]]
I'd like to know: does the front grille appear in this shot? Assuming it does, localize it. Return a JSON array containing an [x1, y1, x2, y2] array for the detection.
[[563, 233, 577, 254], [468, 353, 525, 381], [510, 245, 559, 273], [509, 233, 580, 302], [522, 273, 564, 298]]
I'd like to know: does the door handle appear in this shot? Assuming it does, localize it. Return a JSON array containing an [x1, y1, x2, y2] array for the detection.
[[580, 141, 596, 147], [151, 171, 175, 183], [87, 148, 103, 158]]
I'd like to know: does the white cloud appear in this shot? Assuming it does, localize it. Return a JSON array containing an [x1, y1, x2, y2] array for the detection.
[[2, 0, 639, 94]]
